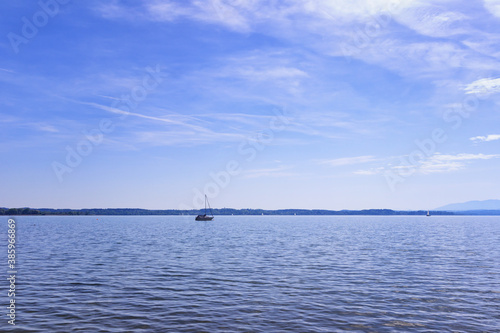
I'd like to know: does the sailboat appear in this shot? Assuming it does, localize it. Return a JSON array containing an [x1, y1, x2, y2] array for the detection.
[[195, 195, 214, 221], [426, 210, 431, 217]]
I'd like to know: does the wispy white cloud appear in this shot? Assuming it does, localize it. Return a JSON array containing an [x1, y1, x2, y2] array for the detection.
[[303, 0, 431, 22], [462, 32, 500, 59], [484, 0, 500, 18], [144, 0, 253, 32], [204, 51, 311, 97], [418, 158, 462, 174], [234, 67, 308, 81], [470, 134, 500, 143], [198, 112, 279, 131], [396, 5, 469, 38], [147, 1, 200, 21], [418, 153, 499, 174], [0, 113, 62, 134], [355, 153, 500, 176], [319, 155, 376, 167], [464, 78, 500, 96], [428, 153, 498, 161], [350, 39, 485, 80], [146, 0, 404, 34], [31, 124, 59, 133], [133, 129, 244, 147], [241, 166, 297, 179], [200, 0, 254, 32], [94, 94, 123, 101], [95, 0, 148, 20], [79, 101, 254, 146], [0, 114, 20, 124], [82, 101, 204, 129], [354, 167, 384, 175], [92, 0, 500, 82]]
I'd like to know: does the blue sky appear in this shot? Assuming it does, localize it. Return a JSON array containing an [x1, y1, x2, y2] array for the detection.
[[1, 0, 500, 210]]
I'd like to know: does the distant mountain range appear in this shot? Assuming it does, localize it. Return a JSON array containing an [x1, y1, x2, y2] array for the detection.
[[436, 199, 500, 211]]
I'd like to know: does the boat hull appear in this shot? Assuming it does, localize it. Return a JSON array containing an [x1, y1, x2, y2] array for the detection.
[[195, 215, 214, 221]]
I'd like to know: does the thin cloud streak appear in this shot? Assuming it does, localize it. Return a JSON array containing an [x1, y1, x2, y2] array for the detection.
[[80, 101, 251, 146], [319, 155, 377, 167], [241, 166, 298, 179], [82, 101, 209, 132]]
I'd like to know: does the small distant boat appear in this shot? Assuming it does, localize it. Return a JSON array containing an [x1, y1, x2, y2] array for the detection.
[[427, 210, 431, 217], [195, 195, 214, 221]]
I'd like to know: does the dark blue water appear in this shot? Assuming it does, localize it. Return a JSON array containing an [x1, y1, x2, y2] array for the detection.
[[1, 216, 499, 332]]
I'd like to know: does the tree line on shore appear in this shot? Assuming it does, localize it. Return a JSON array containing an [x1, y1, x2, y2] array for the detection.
[[0, 207, 456, 216]]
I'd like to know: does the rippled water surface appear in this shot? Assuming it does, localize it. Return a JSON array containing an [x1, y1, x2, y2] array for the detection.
[[2, 215, 500, 332]]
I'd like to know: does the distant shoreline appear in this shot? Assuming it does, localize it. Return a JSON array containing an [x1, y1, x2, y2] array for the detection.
[[2, 207, 500, 216]]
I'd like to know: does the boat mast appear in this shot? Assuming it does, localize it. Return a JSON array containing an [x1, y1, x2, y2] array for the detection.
[[205, 195, 213, 217]]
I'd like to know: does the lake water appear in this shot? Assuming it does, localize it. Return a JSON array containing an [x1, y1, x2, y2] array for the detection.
[[1, 215, 499, 332]]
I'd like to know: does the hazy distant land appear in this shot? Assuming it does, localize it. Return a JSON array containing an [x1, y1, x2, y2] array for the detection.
[[2, 207, 500, 216]]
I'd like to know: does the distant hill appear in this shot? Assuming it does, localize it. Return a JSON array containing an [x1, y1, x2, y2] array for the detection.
[[436, 199, 500, 211]]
